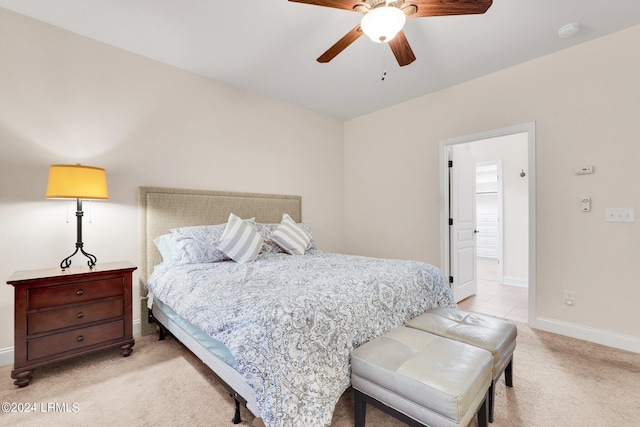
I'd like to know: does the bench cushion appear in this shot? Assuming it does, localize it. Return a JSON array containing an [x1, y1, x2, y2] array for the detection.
[[406, 307, 517, 379], [351, 326, 492, 427]]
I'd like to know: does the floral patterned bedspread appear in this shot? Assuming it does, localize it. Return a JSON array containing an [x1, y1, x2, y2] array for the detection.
[[146, 250, 455, 427]]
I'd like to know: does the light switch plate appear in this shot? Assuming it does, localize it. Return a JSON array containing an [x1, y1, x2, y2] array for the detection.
[[605, 208, 635, 223], [575, 165, 594, 175]]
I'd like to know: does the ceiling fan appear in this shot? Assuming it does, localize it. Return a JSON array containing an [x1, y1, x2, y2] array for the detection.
[[289, 0, 493, 66]]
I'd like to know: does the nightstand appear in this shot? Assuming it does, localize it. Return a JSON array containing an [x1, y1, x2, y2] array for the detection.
[[7, 261, 137, 387]]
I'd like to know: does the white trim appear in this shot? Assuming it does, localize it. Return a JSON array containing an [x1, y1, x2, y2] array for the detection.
[[0, 346, 12, 367], [534, 317, 640, 354], [0, 319, 142, 368], [502, 276, 528, 287], [440, 122, 536, 325]]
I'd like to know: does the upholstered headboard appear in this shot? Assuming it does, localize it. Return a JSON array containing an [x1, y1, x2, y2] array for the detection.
[[138, 186, 302, 334]]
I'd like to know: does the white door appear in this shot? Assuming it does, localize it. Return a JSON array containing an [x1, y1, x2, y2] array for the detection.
[[449, 146, 477, 302]]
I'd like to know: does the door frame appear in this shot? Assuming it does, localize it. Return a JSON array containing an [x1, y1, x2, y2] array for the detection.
[[439, 122, 537, 325]]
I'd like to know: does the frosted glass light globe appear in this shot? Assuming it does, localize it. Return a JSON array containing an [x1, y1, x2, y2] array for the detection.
[[361, 6, 406, 43]]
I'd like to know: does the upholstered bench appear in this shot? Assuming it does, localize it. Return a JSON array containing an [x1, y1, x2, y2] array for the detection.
[[406, 307, 517, 423], [351, 326, 493, 427]]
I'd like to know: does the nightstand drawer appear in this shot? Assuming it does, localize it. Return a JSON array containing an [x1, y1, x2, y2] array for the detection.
[[27, 319, 125, 361], [27, 298, 124, 335], [27, 277, 124, 310]]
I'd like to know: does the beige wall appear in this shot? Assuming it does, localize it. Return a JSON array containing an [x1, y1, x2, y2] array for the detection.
[[345, 25, 640, 351], [0, 9, 345, 356], [1, 6, 638, 359]]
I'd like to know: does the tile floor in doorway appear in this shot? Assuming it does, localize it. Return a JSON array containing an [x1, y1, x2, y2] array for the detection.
[[457, 258, 529, 323]]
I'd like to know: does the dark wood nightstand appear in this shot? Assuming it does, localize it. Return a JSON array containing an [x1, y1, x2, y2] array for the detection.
[[7, 261, 137, 387]]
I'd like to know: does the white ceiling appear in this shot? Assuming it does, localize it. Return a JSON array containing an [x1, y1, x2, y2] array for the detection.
[[1, 0, 639, 120]]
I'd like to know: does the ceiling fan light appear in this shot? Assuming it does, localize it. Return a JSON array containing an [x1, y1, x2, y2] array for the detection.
[[361, 6, 406, 44]]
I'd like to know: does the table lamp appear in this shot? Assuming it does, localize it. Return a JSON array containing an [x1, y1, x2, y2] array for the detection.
[[46, 164, 109, 270]]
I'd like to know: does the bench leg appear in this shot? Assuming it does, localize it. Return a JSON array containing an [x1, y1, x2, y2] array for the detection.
[[353, 389, 367, 427], [489, 357, 514, 423], [505, 357, 514, 387], [477, 391, 489, 427], [488, 380, 495, 423]]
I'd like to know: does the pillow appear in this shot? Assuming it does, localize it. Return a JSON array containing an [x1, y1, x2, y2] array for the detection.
[[256, 223, 287, 254], [215, 213, 263, 264], [270, 213, 312, 255], [152, 234, 182, 264], [257, 222, 317, 254], [170, 223, 230, 264]]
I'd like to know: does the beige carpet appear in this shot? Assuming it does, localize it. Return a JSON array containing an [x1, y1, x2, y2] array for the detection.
[[1, 323, 639, 427]]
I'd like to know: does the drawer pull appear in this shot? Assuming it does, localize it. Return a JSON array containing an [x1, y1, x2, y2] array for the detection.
[[76, 290, 84, 296], [76, 336, 84, 343], [77, 312, 84, 319]]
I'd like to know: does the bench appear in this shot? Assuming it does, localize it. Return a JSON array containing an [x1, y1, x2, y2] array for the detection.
[[406, 307, 517, 422], [351, 326, 493, 427]]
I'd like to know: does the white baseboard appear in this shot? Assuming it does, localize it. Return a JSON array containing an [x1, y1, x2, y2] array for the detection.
[[0, 319, 142, 368], [502, 276, 528, 287], [0, 346, 12, 367], [532, 317, 640, 354], [133, 318, 141, 335]]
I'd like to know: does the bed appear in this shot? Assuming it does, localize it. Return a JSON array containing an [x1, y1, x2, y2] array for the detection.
[[138, 186, 455, 427]]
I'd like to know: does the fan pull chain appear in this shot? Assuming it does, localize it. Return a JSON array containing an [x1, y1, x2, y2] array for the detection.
[[381, 44, 387, 81]]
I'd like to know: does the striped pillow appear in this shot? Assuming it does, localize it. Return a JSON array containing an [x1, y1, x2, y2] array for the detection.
[[270, 213, 311, 255], [215, 213, 263, 264]]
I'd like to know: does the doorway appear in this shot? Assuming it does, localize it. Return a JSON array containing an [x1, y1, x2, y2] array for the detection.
[[440, 123, 536, 325], [476, 161, 503, 282]]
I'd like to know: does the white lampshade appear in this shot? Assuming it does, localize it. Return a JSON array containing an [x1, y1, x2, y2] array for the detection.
[[361, 6, 406, 43]]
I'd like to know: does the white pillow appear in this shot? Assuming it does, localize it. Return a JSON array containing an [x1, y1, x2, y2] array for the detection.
[[215, 213, 263, 264], [270, 213, 312, 255], [153, 234, 182, 264]]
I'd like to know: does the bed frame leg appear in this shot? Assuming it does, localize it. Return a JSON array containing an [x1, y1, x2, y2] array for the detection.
[[231, 396, 241, 424], [149, 308, 167, 341]]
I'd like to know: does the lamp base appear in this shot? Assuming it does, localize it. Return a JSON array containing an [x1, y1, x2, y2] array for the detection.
[[59, 198, 98, 271], [60, 244, 97, 270]]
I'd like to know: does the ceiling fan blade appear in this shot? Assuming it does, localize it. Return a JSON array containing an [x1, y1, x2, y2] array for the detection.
[[388, 30, 416, 66], [317, 25, 364, 63], [289, 0, 367, 12], [403, 0, 492, 18]]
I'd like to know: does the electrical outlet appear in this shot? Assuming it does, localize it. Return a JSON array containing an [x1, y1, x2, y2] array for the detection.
[[564, 290, 575, 306]]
